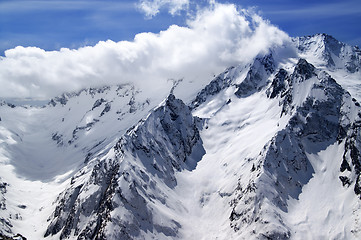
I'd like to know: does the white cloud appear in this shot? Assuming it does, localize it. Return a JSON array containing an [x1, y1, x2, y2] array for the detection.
[[137, 0, 189, 18], [0, 3, 292, 100]]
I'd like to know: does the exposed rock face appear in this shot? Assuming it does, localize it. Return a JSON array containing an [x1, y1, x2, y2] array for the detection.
[[1, 35, 361, 240], [341, 112, 361, 197], [230, 59, 361, 239], [0, 179, 11, 236], [190, 66, 236, 109], [235, 54, 275, 98], [44, 94, 204, 239], [266, 68, 289, 99]]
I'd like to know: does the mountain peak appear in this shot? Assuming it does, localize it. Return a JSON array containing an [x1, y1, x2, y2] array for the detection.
[[292, 58, 316, 81], [294, 34, 361, 73], [235, 53, 275, 98], [2, 34, 361, 240]]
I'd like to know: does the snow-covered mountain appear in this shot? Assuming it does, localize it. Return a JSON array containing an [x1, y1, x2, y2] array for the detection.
[[1, 34, 361, 239]]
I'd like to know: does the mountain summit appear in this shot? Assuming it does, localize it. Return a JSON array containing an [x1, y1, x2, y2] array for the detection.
[[1, 34, 361, 239]]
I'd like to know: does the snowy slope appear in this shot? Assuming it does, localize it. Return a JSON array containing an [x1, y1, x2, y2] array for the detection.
[[1, 35, 361, 240], [0, 84, 167, 239], [294, 33, 361, 101]]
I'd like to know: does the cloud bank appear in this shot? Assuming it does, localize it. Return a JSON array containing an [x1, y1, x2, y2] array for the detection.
[[0, 2, 291, 100]]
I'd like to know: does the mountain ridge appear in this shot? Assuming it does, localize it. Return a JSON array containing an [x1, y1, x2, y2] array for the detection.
[[1, 33, 361, 239]]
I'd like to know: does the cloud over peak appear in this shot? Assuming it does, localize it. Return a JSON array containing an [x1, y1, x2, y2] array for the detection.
[[0, 3, 291, 100]]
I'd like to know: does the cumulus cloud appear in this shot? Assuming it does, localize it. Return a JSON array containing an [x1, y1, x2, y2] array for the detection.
[[0, 2, 291, 100], [137, 0, 189, 18]]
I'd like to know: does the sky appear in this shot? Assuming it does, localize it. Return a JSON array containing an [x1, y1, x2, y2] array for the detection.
[[0, 0, 360, 100], [1, 0, 361, 55]]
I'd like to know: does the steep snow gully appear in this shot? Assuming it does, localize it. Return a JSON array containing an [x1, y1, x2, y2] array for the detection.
[[1, 34, 361, 239]]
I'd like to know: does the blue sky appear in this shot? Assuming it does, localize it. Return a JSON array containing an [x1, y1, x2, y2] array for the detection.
[[1, 0, 361, 56]]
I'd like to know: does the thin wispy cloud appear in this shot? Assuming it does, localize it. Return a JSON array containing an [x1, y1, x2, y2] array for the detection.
[[137, 0, 190, 18], [0, 0, 135, 13], [264, 1, 361, 19]]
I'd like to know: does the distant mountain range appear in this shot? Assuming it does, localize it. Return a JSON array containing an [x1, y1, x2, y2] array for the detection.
[[1, 33, 361, 239]]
